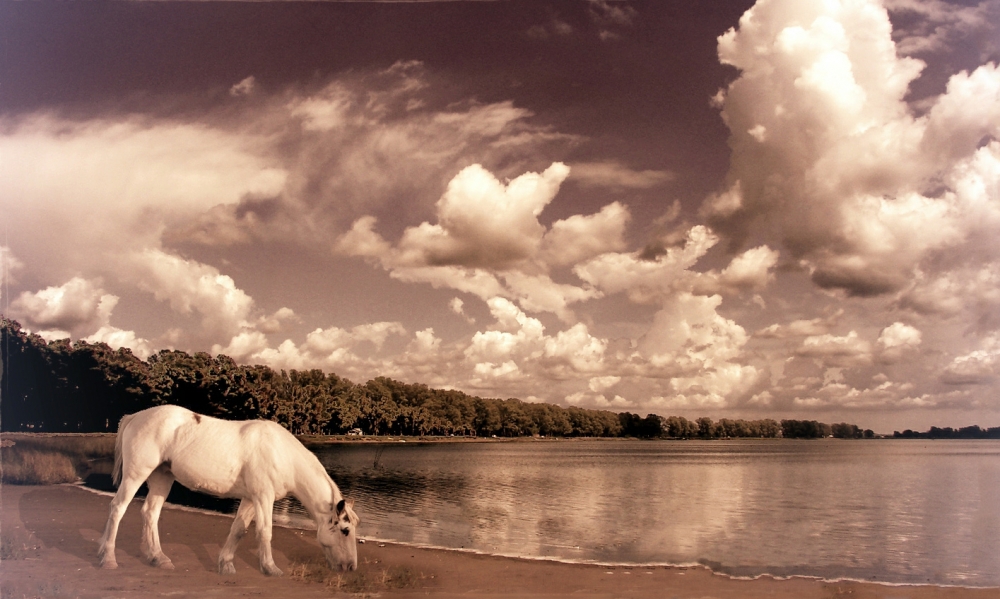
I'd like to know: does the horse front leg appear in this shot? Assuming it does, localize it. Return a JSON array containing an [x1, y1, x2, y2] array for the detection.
[[140, 469, 175, 569], [218, 499, 255, 575], [252, 497, 282, 576], [97, 475, 145, 569]]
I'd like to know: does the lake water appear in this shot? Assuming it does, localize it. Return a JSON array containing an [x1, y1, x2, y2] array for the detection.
[[314, 439, 1000, 587], [86, 438, 1000, 586]]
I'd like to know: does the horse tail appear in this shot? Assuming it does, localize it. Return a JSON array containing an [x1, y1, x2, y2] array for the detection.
[[112, 413, 137, 487]]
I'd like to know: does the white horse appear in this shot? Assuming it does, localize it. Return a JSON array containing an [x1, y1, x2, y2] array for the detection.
[[97, 405, 359, 576]]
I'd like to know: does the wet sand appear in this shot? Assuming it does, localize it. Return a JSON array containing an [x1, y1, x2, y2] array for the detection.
[[1, 484, 995, 599]]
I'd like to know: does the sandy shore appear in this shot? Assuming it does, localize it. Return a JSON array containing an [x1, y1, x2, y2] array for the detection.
[[1, 484, 995, 599]]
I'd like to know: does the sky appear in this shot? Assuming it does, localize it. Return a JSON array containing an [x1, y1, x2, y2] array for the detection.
[[2, 0, 999, 432]]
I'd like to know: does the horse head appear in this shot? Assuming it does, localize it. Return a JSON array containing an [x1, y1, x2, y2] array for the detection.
[[317, 498, 359, 571]]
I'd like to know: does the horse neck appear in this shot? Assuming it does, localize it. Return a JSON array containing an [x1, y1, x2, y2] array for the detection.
[[292, 459, 340, 524]]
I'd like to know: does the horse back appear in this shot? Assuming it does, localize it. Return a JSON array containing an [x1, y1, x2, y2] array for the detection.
[[121, 405, 303, 498]]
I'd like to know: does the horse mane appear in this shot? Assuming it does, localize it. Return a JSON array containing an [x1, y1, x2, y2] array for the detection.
[[112, 413, 137, 487]]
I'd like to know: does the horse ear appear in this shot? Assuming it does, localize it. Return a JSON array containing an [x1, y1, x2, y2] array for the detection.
[[336, 499, 346, 514], [346, 498, 355, 509]]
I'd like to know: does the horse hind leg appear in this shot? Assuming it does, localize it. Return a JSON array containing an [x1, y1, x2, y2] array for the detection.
[[218, 499, 255, 575], [97, 474, 146, 569], [140, 468, 175, 569]]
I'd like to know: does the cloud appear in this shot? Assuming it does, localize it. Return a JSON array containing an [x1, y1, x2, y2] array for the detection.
[[243, 321, 408, 375], [568, 162, 674, 189], [941, 334, 1000, 385], [885, 0, 1000, 57], [877, 321, 922, 363], [337, 162, 623, 320], [395, 162, 570, 269], [796, 331, 873, 367], [129, 249, 255, 340], [449, 297, 475, 324], [10, 276, 154, 358], [526, 16, 574, 40], [229, 76, 256, 97], [755, 310, 843, 339], [0, 112, 287, 287], [540, 201, 630, 267], [588, 0, 638, 40], [878, 322, 922, 348], [636, 293, 757, 399], [11, 277, 118, 339], [0, 246, 25, 301], [575, 226, 780, 303], [85, 326, 154, 360], [705, 0, 1000, 298]]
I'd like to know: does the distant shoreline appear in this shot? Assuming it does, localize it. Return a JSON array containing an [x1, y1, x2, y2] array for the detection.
[[8, 431, 1000, 444]]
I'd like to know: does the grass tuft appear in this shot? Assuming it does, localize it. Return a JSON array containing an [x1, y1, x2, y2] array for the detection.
[[0, 434, 115, 485], [1, 448, 80, 485], [287, 557, 419, 593]]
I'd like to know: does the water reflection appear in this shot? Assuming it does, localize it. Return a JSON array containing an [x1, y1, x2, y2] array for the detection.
[[313, 440, 1000, 586]]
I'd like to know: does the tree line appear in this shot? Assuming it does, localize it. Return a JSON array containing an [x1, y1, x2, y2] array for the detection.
[[893, 426, 1000, 439], [0, 318, 874, 439]]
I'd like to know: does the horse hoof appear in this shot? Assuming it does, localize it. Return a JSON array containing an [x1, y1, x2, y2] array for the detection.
[[101, 560, 118, 570], [219, 562, 236, 575], [262, 566, 283, 577], [157, 560, 175, 570]]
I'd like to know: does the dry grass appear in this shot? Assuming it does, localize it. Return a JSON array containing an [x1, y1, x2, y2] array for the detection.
[[1, 434, 115, 458], [0, 449, 80, 485], [287, 556, 419, 594], [0, 434, 115, 485]]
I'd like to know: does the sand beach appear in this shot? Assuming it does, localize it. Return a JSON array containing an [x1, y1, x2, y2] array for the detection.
[[1, 484, 995, 599]]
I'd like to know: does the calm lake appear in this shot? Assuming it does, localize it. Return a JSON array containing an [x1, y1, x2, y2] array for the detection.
[[315, 439, 1000, 587]]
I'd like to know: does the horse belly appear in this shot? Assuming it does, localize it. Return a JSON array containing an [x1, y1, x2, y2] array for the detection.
[[169, 459, 246, 498]]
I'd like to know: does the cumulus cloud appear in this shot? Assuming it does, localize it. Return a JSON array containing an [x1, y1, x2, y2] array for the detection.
[[242, 321, 408, 374], [877, 321, 922, 363], [575, 225, 779, 302], [85, 326, 154, 360], [706, 0, 1000, 298], [129, 249, 255, 340], [10, 276, 154, 357], [540, 201, 630, 267], [796, 331, 873, 368], [337, 162, 626, 320], [942, 334, 1000, 385], [396, 162, 570, 269], [11, 277, 118, 339]]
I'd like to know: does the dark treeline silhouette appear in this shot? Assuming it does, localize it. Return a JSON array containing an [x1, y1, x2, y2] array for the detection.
[[893, 426, 1000, 439], [780, 420, 876, 439], [0, 318, 896, 440]]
